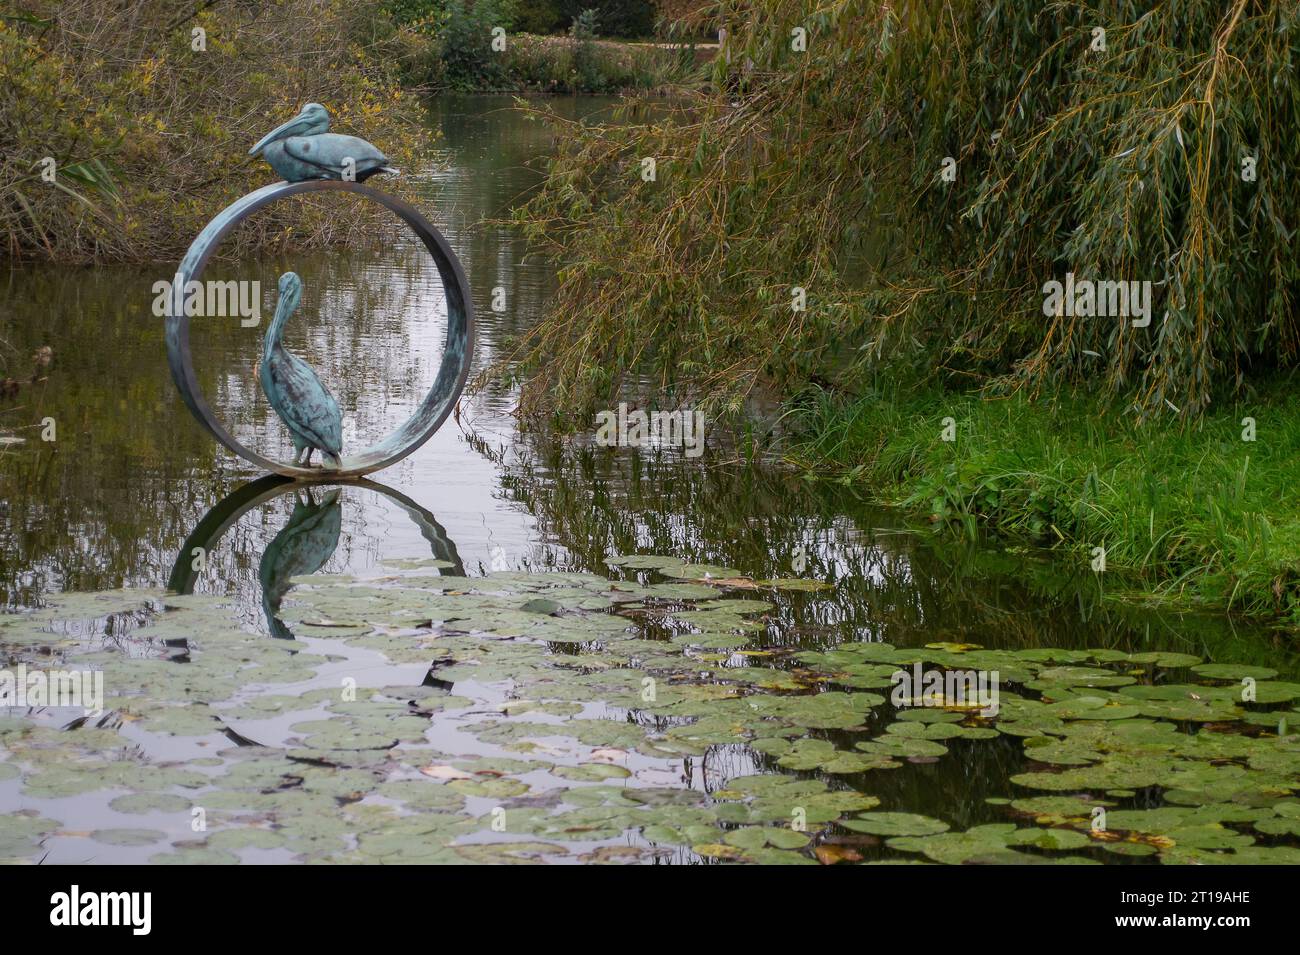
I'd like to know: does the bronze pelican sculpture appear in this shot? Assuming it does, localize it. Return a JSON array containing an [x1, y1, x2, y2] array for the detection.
[[248, 103, 398, 182], [261, 272, 343, 468], [259, 487, 343, 639]]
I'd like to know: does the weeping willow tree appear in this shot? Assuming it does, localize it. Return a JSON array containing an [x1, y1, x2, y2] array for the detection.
[[511, 0, 1299, 422]]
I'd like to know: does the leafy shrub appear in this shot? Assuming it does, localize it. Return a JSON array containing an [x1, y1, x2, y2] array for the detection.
[[383, 0, 444, 22], [514, 0, 567, 34], [569, 8, 601, 88], [438, 0, 519, 89], [1, 0, 431, 263]]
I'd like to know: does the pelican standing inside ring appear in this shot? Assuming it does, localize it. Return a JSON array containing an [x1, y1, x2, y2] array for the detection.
[[260, 272, 343, 468]]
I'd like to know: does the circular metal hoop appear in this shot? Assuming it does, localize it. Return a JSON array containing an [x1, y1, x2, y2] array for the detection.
[[165, 180, 475, 479]]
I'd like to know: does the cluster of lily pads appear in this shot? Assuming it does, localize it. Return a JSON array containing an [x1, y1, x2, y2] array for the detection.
[[1, 553, 1298, 864]]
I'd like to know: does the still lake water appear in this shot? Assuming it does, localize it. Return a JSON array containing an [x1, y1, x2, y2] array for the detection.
[[1, 97, 1297, 864]]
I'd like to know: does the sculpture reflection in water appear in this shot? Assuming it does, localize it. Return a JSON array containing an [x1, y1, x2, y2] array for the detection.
[[169, 476, 463, 639], [258, 487, 342, 638]]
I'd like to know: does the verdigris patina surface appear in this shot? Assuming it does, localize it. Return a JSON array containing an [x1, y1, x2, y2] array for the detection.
[[249, 103, 398, 183], [165, 113, 473, 479], [260, 272, 343, 469]]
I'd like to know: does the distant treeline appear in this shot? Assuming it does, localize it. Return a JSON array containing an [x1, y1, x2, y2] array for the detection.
[[386, 0, 710, 39], [383, 0, 707, 92]]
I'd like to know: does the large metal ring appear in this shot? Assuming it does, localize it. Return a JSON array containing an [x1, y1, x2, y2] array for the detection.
[[165, 180, 474, 479]]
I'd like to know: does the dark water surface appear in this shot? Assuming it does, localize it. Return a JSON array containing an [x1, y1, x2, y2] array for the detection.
[[2, 97, 1297, 864]]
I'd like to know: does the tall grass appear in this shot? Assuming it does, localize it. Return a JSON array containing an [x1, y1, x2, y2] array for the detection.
[[787, 382, 1300, 621]]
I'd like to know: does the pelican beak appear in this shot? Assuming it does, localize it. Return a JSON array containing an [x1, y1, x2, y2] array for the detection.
[[249, 111, 312, 156]]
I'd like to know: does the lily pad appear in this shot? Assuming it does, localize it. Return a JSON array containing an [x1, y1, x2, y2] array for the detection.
[[842, 812, 949, 836]]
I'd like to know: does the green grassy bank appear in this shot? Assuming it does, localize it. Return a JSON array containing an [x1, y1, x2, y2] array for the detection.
[[787, 381, 1300, 624]]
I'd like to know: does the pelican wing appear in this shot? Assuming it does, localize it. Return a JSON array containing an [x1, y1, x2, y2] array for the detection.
[[281, 134, 391, 178], [266, 350, 343, 455]]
